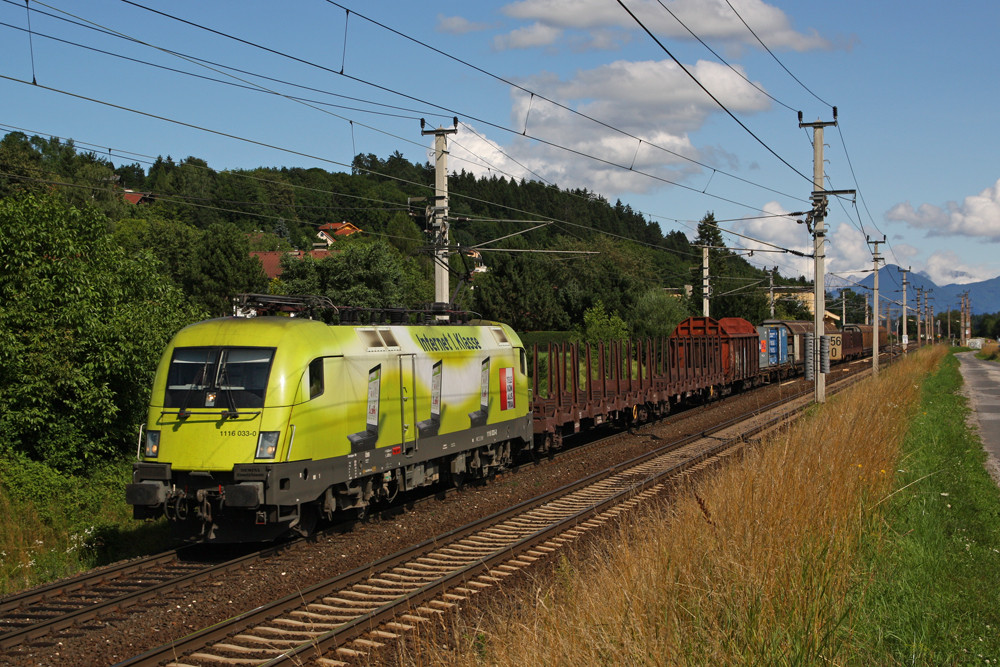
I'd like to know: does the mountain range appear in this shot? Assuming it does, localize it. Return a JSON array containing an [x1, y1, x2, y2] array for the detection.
[[840, 264, 1000, 315]]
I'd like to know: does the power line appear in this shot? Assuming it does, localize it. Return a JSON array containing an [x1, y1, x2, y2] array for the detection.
[[652, 0, 797, 113], [723, 0, 833, 109], [321, 0, 802, 201], [616, 0, 813, 186]]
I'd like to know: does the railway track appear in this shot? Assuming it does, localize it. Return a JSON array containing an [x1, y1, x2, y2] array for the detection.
[[117, 369, 861, 667], [0, 543, 293, 652]]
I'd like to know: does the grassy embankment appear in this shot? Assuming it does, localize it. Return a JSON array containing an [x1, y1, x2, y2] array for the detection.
[[411, 347, 1000, 665], [977, 340, 999, 361], [0, 457, 170, 595]]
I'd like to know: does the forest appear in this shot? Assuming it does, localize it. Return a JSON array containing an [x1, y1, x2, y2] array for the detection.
[[0, 130, 815, 471]]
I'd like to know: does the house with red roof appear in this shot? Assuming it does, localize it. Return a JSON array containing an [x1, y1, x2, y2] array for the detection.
[[317, 221, 360, 245], [122, 190, 154, 205], [251, 249, 331, 280]]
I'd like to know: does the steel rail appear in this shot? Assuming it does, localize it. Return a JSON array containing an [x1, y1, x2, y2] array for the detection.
[[0, 543, 291, 650]]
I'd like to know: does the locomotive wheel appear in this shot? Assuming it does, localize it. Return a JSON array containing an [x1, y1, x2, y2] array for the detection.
[[294, 504, 319, 537]]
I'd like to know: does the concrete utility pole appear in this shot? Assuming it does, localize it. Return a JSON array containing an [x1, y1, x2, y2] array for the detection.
[[915, 287, 924, 347], [421, 118, 459, 311], [925, 290, 933, 345], [900, 267, 910, 352], [963, 292, 972, 345], [800, 109, 854, 404], [702, 246, 710, 318], [868, 237, 884, 374], [769, 266, 777, 319], [963, 293, 969, 345]]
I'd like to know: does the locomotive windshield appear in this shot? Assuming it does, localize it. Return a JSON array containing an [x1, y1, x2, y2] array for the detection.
[[164, 346, 275, 409]]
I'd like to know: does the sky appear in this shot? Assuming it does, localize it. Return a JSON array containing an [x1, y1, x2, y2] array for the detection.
[[2, 0, 999, 300]]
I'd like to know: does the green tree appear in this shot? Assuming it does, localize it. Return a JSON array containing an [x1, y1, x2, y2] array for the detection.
[[112, 216, 202, 291], [187, 222, 269, 316], [0, 194, 203, 471], [580, 301, 629, 342], [833, 288, 869, 325], [472, 252, 569, 331], [281, 240, 430, 311], [629, 289, 690, 339], [691, 211, 770, 321]]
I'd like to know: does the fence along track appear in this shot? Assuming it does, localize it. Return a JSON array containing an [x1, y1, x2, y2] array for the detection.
[[120, 383, 819, 667]]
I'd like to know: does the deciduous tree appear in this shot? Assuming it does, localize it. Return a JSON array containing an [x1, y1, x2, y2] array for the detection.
[[0, 194, 203, 471]]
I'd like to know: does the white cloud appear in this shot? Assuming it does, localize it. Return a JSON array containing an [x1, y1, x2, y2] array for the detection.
[[889, 242, 920, 265], [921, 250, 996, 285], [731, 207, 877, 284], [437, 15, 490, 34], [500, 0, 831, 51], [443, 1, 834, 201], [464, 57, 771, 193], [731, 201, 813, 278], [494, 22, 562, 50], [886, 178, 1000, 241]]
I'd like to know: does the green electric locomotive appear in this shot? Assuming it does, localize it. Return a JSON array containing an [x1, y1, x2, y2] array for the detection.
[[126, 314, 532, 542]]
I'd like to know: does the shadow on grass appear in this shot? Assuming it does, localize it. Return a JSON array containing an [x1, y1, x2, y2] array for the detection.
[[88, 519, 176, 565]]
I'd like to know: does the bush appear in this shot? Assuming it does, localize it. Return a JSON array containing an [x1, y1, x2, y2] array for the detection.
[[0, 194, 203, 471]]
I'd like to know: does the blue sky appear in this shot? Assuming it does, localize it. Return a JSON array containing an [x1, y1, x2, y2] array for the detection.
[[2, 0, 998, 295]]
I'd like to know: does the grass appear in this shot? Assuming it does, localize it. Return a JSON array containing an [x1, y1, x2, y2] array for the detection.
[[0, 454, 172, 595], [847, 349, 1000, 664], [404, 346, 1000, 666], [977, 340, 999, 361]]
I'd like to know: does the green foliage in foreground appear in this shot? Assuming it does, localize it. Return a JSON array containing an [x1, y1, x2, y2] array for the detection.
[[0, 195, 205, 471], [0, 453, 171, 595], [850, 351, 1000, 664]]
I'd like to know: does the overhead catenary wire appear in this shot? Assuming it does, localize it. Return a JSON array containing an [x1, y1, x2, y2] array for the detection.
[[8, 0, 838, 286], [722, 0, 833, 109], [652, 0, 798, 113], [616, 0, 813, 186], [0, 108, 815, 275], [318, 0, 803, 202]]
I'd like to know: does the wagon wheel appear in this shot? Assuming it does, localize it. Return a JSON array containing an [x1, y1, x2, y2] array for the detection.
[[533, 433, 553, 463]]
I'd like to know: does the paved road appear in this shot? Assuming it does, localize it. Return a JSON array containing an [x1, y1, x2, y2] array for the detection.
[[956, 351, 1000, 484]]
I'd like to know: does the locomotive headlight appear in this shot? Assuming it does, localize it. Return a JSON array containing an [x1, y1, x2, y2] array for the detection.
[[144, 430, 160, 458], [255, 431, 280, 459]]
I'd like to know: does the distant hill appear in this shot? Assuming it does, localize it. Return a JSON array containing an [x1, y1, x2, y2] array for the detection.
[[848, 265, 1000, 315]]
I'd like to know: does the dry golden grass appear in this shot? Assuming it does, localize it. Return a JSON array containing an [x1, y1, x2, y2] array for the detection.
[[408, 348, 946, 666]]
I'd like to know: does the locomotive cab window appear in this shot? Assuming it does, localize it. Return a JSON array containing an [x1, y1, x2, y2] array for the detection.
[[165, 346, 275, 409], [308, 358, 324, 399]]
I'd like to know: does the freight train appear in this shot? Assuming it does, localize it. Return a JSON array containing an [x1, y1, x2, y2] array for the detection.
[[126, 298, 888, 542]]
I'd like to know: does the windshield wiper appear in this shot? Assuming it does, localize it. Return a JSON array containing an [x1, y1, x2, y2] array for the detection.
[[217, 362, 241, 419], [178, 360, 211, 419]]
